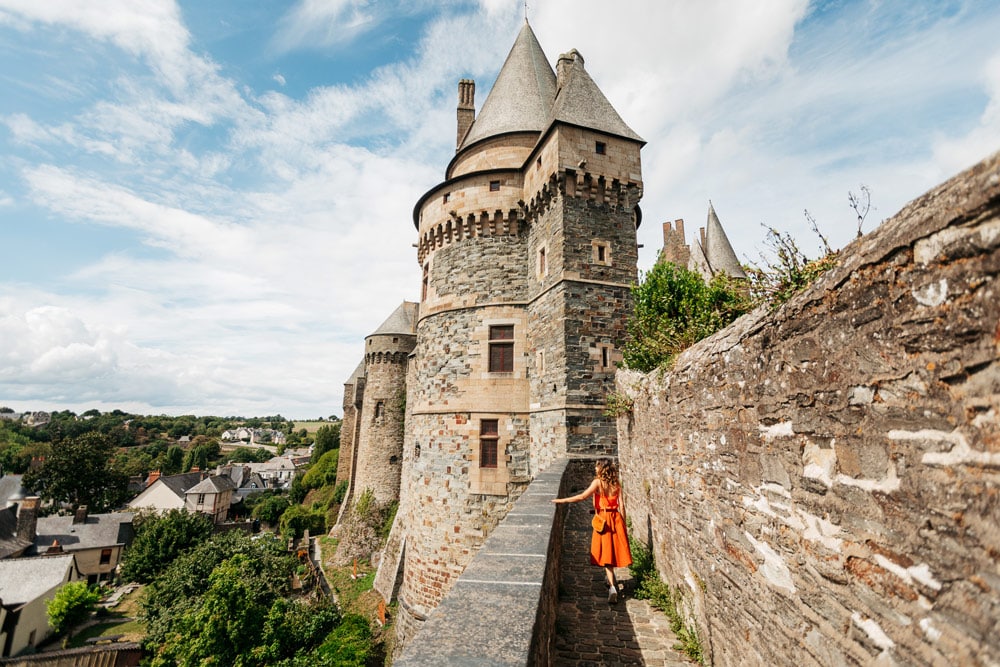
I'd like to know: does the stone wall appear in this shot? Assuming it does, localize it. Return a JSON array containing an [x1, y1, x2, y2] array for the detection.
[[616, 152, 1000, 666]]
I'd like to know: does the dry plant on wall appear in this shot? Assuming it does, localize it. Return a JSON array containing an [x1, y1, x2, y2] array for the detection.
[[744, 185, 878, 307]]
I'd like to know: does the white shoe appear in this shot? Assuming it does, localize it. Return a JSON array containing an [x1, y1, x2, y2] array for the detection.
[[608, 585, 618, 604]]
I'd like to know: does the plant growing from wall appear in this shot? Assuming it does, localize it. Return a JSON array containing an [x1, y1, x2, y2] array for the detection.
[[604, 391, 634, 418], [628, 537, 705, 664], [623, 262, 752, 372]]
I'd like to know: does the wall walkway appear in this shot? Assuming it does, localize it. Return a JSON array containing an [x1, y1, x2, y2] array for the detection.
[[395, 457, 692, 666]]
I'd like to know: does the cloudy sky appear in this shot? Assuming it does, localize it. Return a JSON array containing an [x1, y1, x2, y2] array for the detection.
[[1, 0, 997, 419]]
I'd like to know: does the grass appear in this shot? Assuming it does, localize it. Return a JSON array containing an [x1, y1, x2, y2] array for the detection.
[[293, 420, 334, 433], [317, 535, 396, 665]]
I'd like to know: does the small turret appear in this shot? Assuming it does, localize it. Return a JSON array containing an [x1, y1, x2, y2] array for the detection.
[[456, 79, 475, 150]]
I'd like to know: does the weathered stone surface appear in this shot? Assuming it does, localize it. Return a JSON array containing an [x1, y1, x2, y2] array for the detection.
[[617, 151, 1000, 666]]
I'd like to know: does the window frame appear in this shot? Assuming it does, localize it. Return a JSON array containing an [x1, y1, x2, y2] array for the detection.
[[479, 419, 499, 468], [488, 325, 514, 373]]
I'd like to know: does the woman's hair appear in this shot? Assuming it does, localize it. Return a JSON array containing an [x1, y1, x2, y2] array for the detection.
[[595, 458, 620, 489]]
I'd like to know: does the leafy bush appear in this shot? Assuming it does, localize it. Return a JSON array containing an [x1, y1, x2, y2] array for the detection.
[[628, 537, 704, 664], [302, 449, 339, 490], [47, 582, 100, 635], [252, 494, 292, 525], [622, 262, 752, 372], [279, 504, 326, 539], [120, 509, 213, 583]]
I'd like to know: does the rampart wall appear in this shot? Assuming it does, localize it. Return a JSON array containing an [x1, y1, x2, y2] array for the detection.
[[616, 152, 1000, 665]]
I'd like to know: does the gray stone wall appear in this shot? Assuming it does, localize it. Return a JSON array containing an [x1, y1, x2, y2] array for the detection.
[[616, 152, 1000, 666], [352, 332, 414, 505]]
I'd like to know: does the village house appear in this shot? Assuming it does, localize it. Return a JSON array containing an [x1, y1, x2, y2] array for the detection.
[[0, 554, 80, 657], [30, 505, 134, 585]]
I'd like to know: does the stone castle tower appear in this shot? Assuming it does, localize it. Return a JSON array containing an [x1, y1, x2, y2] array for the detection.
[[661, 202, 746, 281], [344, 22, 645, 642]]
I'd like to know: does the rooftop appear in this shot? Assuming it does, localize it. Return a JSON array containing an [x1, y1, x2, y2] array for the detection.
[[0, 554, 76, 606]]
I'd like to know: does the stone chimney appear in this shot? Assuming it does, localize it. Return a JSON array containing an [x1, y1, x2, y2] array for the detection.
[[456, 79, 475, 150], [16, 495, 39, 543], [556, 49, 583, 91], [73, 505, 88, 525]]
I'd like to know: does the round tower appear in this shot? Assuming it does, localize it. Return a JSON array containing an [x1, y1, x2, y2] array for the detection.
[[391, 23, 644, 642], [351, 302, 417, 506]]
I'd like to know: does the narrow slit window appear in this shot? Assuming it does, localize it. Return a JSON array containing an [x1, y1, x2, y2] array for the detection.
[[538, 246, 547, 277], [422, 263, 429, 301], [442, 192, 450, 203], [601, 346, 610, 369], [480, 419, 499, 468], [374, 400, 385, 420], [488, 325, 514, 373]]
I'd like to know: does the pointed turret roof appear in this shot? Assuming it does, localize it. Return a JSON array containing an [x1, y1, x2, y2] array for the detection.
[[547, 50, 643, 143], [703, 203, 746, 279], [369, 301, 418, 337], [459, 22, 556, 149]]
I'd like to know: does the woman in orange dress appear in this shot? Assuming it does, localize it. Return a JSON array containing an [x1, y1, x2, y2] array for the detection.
[[552, 458, 633, 603]]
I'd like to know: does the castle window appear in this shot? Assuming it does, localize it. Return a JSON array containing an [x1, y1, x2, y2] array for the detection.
[[100, 548, 112, 565], [537, 246, 547, 278], [422, 263, 429, 301], [536, 157, 542, 170], [536, 350, 545, 374], [488, 325, 514, 373], [596, 343, 615, 372], [489, 180, 500, 192], [592, 240, 611, 266], [595, 141, 606, 155], [480, 419, 499, 468], [374, 400, 385, 421], [443, 192, 450, 203]]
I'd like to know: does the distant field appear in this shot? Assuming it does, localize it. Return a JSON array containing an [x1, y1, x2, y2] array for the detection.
[[293, 420, 335, 433]]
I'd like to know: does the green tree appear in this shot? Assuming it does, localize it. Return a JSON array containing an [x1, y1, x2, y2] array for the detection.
[[120, 509, 213, 583], [279, 505, 326, 539], [47, 582, 100, 635], [311, 423, 340, 463], [301, 449, 339, 490], [163, 445, 184, 474], [622, 261, 752, 372], [228, 447, 272, 463], [252, 494, 291, 525], [23, 432, 128, 512]]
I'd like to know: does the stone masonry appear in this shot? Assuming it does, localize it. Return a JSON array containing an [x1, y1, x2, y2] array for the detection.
[[616, 151, 1000, 665]]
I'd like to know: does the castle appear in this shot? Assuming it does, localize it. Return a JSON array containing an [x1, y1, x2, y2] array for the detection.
[[336, 22, 740, 643]]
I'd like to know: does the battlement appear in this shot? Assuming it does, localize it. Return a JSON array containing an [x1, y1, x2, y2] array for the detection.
[[417, 207, 523, 265]]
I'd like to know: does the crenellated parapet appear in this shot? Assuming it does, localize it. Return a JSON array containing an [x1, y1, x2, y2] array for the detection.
[[365, 350, 409, 365], [417, 207, 523, 265], [522, 168, 642, 223]]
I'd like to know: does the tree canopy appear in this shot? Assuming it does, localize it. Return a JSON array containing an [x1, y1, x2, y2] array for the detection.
[[120, 509, 213, 583], [23, 431, 128, 512]]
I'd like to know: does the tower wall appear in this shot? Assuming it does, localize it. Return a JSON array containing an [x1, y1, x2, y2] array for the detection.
[[336, 376, 363, 488], [352, 333, 414, 505]]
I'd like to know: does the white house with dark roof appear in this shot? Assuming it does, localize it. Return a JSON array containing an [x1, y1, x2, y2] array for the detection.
[[183, 475, 236, 524], [31, 506, 133, 585], [0, 554, 80, 657]]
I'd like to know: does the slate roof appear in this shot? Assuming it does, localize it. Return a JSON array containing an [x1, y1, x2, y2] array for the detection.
[[32, 512, 133, 553], [547, 50, 643, 142], [0, 474, 25, 506], [460, 22, 556, 149], [0, 555, 75, 606], [0, 504, 32, 559], [703, 203, 746, 279], [458, 23, 642, 152], [186, 475, 237, 495], [370, 301, 419, 337], [157, 472, 207, 499]]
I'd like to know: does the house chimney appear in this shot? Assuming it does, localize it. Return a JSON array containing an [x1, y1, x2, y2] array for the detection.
[[556, 49, 583, 91], [73, 505, 88, 524], [16, 495, 39, 543], [147, 470, 161, 487], [46, 539, 63, 554], [456, 79, 475, 150]]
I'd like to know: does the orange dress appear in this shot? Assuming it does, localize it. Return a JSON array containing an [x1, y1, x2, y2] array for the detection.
[[590, 490, 632, 568]]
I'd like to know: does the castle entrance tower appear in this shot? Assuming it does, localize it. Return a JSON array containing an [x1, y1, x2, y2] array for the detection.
[[389, 22, 644, 641]]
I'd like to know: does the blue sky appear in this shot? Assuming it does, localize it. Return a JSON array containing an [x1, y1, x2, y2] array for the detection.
[[0, 0, 998, 418]]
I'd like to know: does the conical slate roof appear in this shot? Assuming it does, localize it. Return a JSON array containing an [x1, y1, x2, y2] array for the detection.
[[369, 301, 418, 337], [459, 22, 556, 149], [548, 50, 643, 143], [703, 203, 746, 279]]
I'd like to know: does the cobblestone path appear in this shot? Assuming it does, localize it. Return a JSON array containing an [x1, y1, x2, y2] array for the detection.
[[553, 495, 693, 666]]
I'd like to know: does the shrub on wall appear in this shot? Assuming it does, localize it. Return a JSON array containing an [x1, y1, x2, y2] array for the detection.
[[622, 262, 752, 372]]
